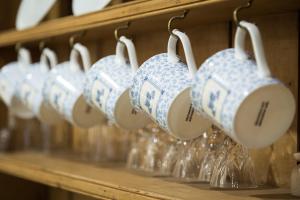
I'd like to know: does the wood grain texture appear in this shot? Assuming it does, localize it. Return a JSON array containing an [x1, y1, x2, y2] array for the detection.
[[0, 152, 295, 200], [0, 0, 299, 47]]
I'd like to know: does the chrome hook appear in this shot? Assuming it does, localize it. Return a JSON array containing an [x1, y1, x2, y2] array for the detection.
[[233, 0, 254, 27], [168, 10, 189, 37], [114, 22, 131, 44]]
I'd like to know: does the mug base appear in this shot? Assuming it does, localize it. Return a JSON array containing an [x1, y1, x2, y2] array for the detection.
[[233, 83, 295, 148], [114, 89, 151, 130], [72, 95, 105, 128], [167, 88, 211, 140], [10, 96, 35, 119], [38, 102, 63, 125]]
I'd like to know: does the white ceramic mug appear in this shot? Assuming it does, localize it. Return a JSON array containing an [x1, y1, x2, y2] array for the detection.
[[0, 48, 35, 119], [130, 29, 211, 139], [17, 48, 63, 125], [84, 36, 150, 130], [43, 43, 104, 128], [191, 21, 296, 148]]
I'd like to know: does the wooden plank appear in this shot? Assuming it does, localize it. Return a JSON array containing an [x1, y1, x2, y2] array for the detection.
[[0, 152, 294, 200], [0, 0, 299, 47]]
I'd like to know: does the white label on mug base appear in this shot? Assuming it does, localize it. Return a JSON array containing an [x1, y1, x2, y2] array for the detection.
[[91, 80, 111, 113], [254, 101, 269, 127], [50, 85, 67, 113], [20, 83, 36, 110], [140, 79, 162, 119], [202, 78, 228, 123]]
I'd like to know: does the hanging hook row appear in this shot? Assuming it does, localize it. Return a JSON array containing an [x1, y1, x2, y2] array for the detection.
[[13, 1, 253, 49], [168, 10, 189, 37], [233, 0, 254, 27], [114, 22, 131, 44]]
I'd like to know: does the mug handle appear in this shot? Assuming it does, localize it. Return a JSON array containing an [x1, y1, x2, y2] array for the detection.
[[40, 48, 58, 72], [234, 21, 271, 78], [18, 48, 31, 67], [115, 36, 139, 73], [167, 29, 197, 78], [70, 43, 91, 72]]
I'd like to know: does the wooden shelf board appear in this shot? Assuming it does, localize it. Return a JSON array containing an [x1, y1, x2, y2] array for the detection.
[[0, 151, 296, 200], [0, 0, 299, 47]]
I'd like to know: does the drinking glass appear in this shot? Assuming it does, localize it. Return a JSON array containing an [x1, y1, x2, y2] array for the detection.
[[0, 110, 14, 152], [140, 124, 166, 174], [198, 127, 225, 182], [159, 136, 178, 176], [87, 125, 106, 162], [126, 128, 149, 170], [102, 121, 131, 162], [210, 137, 257, 189], [172, 131, 211, 182]]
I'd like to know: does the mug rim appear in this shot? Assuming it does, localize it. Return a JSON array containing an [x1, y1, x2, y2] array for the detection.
[[232, 83, 295, 148]]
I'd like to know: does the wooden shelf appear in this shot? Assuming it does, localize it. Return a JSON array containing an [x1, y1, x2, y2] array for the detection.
[[0, 151, 296, 200], [0, 0, 299, 47]]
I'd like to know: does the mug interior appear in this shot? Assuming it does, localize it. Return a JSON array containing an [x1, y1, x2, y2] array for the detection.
[[167, 88, 211, 140], [114, 89, 151, 130], [233, 83, 295, 148]]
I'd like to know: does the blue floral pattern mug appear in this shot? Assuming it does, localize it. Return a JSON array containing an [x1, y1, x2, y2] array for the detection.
[[0, 48, 34, 119], [191, 21, 296, 148], [84, 36, 150, 130], [43, 43, 104, 128], [130, 30, 211, 140], [17, 48, 62, 125]]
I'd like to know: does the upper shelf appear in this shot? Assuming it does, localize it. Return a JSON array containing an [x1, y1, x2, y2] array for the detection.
[[0, 0, 299, 48], [0, 152, 294, 200]]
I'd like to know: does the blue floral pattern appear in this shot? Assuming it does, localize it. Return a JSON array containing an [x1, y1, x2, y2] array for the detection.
[[130, 53, 195, 133], [0, 62, 28, 106], [16, 63, 47, 116], [84, 55, 133, 123], [191, 48, 279, 136], [208, 90, 220, 117], [43, 61, 85, 124]]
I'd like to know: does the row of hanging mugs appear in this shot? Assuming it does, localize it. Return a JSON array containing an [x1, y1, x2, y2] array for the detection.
[[0, 9, 296, 149]]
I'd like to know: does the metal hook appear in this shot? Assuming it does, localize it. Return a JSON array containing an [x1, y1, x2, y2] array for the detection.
[[233, 0, 254, 27], [15, 43, 22, 52], [69, 31, 86, 48], [168, 10, 189, 37], [39, 41, 46, 52], [114, 22, 131, 44]]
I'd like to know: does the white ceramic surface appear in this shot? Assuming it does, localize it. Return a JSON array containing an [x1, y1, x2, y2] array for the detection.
[[84, 36, 150, 130], [16, 0, 56, 30], [130, 30, 211, 139], [17, 48, 62, 125], [72, 0, 112, 16], [191, 21, 295, 148], [0, 48, 35, 119], [43, 43, 104, 128]]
